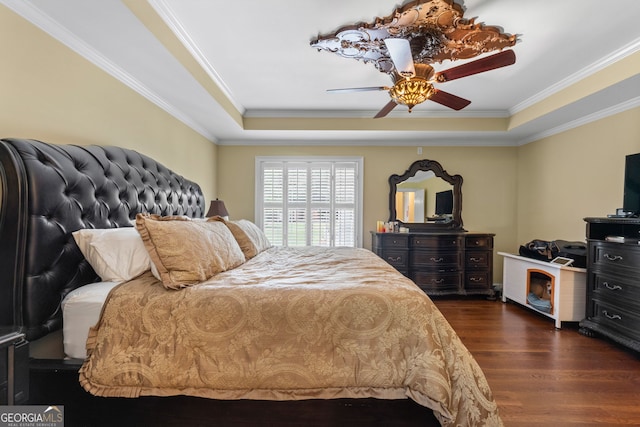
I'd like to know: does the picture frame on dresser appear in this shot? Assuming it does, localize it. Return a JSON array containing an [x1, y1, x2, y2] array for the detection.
[[579, 217, 640, 352]]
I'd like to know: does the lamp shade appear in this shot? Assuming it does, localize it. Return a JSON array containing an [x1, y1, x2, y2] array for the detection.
[[206, 199, 229, 218]]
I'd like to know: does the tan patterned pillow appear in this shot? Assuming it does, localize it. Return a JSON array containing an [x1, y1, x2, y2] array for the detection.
[[135, 213, 245, 289], [234, 219, 272, 253], [208, 217, 258, 260]]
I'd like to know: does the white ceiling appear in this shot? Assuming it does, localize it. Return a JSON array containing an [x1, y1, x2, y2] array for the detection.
[[4, 0, 640, 146]]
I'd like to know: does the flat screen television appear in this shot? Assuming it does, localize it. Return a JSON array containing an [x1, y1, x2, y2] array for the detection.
[[623, 153, 640, 215], [435, 189, 453, 215]]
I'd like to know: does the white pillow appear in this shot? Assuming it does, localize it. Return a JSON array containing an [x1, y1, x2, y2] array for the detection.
[[72, 227, 151, 282]]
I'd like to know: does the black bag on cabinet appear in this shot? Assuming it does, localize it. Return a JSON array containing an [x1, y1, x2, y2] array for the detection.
[[519, 239, 559, 261], [518, 239, 587, 268], [555, 240, 587, 268]]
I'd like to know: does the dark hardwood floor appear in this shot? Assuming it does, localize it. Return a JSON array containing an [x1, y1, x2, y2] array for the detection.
[[433, 298, 640, 426]]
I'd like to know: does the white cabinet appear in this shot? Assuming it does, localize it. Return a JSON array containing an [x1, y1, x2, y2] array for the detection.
[[499, 252, 587, 328]]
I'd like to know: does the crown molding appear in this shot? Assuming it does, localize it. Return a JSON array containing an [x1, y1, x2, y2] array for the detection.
[[243, 108, 510, 119], [1, 0, 217, 142], [216, 136, 517, 147], [511, 37, 640, 115], [147, 0, 244, 114], [517, 96, 640, 146]]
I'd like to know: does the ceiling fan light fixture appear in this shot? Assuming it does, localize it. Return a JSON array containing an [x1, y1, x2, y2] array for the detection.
[[312, 0, 518, 117], [389, 78, 435, 112]]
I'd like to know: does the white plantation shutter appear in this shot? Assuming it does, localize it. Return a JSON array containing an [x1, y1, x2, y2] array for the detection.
[[262, 165, 284, 245], [334, 163, 356, 246], [256, 157, 363, 247], [310, 164, 331, 246]]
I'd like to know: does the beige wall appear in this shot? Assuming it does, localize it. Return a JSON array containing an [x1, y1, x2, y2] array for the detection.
[[516, 107, 640, 245], [218, 145, 518, 280], [218, 107, 640, 283], [0, 5, 218, 201]]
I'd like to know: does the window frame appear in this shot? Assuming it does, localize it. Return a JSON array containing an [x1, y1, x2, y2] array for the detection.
[[255, 156, 364, 248]]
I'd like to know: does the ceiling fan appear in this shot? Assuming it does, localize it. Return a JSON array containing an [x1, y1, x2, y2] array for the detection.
[[328, 38, 516, 118]]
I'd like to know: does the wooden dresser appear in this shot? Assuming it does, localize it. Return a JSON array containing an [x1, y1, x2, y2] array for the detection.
[[371, 231, 495, 297], [579, 218, 640, 352]]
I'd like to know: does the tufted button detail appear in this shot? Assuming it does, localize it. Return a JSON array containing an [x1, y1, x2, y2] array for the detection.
[[4, 138, 207, 341]]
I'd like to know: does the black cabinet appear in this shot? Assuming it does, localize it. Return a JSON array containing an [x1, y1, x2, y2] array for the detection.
[[0, 328, 29, 405], [371, 231, 494, 297], [580, 218, 640, 352]]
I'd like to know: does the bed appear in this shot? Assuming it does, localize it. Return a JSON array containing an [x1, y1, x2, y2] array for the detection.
[[0, 138, 502, 426]]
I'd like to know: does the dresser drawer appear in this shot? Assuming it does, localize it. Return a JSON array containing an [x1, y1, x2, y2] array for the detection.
[[411, 271, 462, 294], [591, 271, 640, 305], [377, 234, 410, 248], [466, 236, 493, 249], [411, 235, 462, 249], [410, 250, 462, 269], [465, 271, 492, 291], [590, 299, 640, 342], [466, 251, 491, 269], [379, 249, 409, 269], [591, 241, 640, 273]]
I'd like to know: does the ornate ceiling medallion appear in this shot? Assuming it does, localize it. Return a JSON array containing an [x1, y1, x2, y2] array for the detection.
[[310, 0, 516, 75]]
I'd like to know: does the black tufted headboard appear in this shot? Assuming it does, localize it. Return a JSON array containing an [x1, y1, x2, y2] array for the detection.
[[0, 138, 205, 341]]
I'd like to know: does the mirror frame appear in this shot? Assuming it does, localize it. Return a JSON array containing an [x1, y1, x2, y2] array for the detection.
[[388, 159, 464, 231]]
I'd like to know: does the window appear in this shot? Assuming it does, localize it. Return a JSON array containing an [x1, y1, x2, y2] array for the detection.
[[256, 157, 363, 247]]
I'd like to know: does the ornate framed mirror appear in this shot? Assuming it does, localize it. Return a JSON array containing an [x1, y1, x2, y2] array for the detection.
[[389, 159, 463, 231]]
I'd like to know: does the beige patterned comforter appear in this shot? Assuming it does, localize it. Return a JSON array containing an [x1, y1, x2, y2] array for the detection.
[[79, 247, 502, 426]]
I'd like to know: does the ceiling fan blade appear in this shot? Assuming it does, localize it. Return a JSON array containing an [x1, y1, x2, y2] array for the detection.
[[327, 86, 387, 93], [436, 50, 516, 82], [429, 89, 471, 110], [384, 38, 415, 78], [374, 100, 398, 118]]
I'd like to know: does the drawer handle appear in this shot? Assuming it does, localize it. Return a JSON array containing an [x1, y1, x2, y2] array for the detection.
[[474, 240, 480, 245], [469, 257, 483, 262], [470, 277, 483, 282], [392, 240, 399, 244], [603, 253, 623, 262], [604, 282, 623, 291], [602, 310, 622, 321], [430, 257, 444, 263], [387, 256, 401, 262], [431, 278, 445, 284]]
